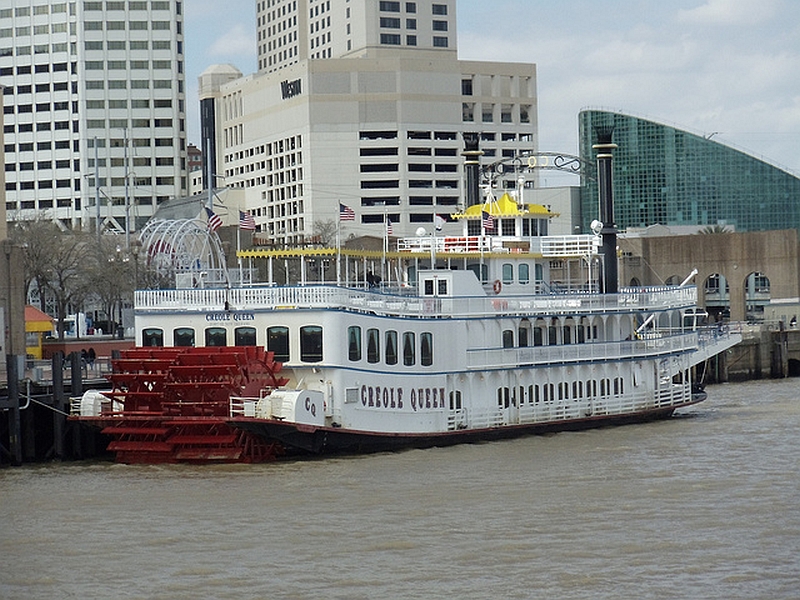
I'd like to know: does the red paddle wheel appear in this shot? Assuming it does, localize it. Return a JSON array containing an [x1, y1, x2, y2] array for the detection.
[[88, 346, 288, 464]]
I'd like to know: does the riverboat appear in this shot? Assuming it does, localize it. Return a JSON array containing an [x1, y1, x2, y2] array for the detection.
[[72, 137, 741, 461]]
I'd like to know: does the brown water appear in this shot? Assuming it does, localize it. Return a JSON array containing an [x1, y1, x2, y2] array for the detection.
[[1, 379, 798, 599]]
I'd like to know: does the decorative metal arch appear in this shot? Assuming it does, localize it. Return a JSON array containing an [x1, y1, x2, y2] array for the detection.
[[138, 218, 229, 288], [481, 151, 595, 186]]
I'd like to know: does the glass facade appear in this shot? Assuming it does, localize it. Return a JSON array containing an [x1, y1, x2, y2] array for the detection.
[[579, 110, 800, 233]]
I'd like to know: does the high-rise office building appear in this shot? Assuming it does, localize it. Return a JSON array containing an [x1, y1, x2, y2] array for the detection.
[[0, 0, 187, 233], [202, 0, 538, 243]]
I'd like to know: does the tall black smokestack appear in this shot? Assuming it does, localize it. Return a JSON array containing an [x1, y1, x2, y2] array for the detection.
[[593, 127, 618, 294], [462, 132, 482, 207]]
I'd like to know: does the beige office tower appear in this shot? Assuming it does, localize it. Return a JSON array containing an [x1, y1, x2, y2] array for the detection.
[[201, 0, 538, 243]]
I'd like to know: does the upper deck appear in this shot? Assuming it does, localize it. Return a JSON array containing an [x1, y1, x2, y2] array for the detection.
[[135, 284, 698, 319]]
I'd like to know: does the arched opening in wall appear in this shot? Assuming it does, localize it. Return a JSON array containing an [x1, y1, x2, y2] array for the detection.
[[704, 273, 729, 321], [788, 358, 800, 377], [664, 275, 680, 286], [629, 277, 641, 287], [744, 271, 770, 323]]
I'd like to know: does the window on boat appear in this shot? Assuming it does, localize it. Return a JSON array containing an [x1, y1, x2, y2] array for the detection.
[[502, 329, 514, 348], [548, 324, 558, 345], [420, 332, 433, 366], [348, 326, 362, 361], [529, 384, 538, 404], [385, 330, 398, 365], [466, 220, 480, 236], [300, 325, 323, 362], [205, 327, 227, 347], [449, 390, 462, 410], [497, 387, 510, 409], [173, 327, 194, 347], [367, 328, 380, 363], [586, 379, 597, 398], [402, 331, 415, 366], [267, 326, 290, 362], [437, 279, 447, 295], [562, 325, 572, 345], [558, 382, 568, 401], [600, 378, 611, 397], [424, 279, 434, 296], [534, 263, 544, 283], [518, 264, 530, 285], [501, 219, 515, 236], [533, 327, 543, 347], [235, 327, 256, 346], [502, 263, 513, 284], [572, 381, 584, 399], [142, 328, 163, 347], [614, 377, 624, 396], [517, 325, 529, 347]]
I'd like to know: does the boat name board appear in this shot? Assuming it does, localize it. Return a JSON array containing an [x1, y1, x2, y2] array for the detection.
[[205, 311, 256, 322], [362, 384, 446, 412]]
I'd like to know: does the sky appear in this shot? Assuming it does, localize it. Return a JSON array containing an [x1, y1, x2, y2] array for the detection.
[[184, 0, 800, 178]]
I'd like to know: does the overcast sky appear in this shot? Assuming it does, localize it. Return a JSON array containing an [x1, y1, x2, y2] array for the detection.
[[185, 0, 800, 177]]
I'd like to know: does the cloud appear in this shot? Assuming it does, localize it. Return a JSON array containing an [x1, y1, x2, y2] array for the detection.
[[207, 23, 256, 61], [677, 0, 780, 25]]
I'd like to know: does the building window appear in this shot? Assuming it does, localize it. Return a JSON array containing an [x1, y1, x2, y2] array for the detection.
[[433, 36, 448, 47], [380, 17, 401, 28], [432, 4, 447, 15], [432, 20, 448, 31], [380, 33, 401, 45], [379, 1, 401, 11]]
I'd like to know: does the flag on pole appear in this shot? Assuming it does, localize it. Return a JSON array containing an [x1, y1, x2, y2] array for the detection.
[[481, 210, 495, 231], [434, 214, 446, 231], [339, 202, 355, 221], [205, 207, 222, 232], [386, 218, 393, 236], [239, 210, 256, 230]]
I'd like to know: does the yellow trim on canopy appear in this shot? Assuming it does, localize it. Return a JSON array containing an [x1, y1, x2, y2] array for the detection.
[[451, 192, 557, 219]]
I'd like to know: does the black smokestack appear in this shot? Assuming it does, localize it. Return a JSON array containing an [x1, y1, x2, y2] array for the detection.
[[462, 132, 482, 207], [593, 126, 618, 294]]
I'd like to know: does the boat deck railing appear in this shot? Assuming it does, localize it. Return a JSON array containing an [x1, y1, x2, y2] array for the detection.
[[448, 382, 694, 430], [135, 285, 698, 318], [396, 234, 598, 257]]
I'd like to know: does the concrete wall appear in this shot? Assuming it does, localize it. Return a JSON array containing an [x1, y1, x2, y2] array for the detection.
[[619, 230, 800, 322]]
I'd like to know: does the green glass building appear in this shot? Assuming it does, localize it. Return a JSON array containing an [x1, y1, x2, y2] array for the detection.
[[579, 110, 800, 233]]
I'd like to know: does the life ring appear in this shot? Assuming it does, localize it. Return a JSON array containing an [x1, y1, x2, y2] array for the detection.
[[493, 279, 502, 294]]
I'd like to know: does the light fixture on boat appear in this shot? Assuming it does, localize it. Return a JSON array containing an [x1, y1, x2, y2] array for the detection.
[[591, 219, 603, 235], [416, 227, 427, 236]]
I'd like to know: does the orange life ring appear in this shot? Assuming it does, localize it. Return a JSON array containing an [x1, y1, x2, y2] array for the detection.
[[493, 279, 502, 294]]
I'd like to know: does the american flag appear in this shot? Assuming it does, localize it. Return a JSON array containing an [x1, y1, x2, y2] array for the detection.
[[339, 202, 355, 221], [386, 219, 393, 236], [239, 210, 256, 230], [481, 210, 495, 231], [205, 207, 223, 232]]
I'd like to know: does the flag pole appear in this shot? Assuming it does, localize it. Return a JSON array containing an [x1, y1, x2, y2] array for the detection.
[[336, 203, 341, 285]]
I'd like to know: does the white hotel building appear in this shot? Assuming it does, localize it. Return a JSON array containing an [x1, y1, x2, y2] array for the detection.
[[201, 0, 538, 243], [0, 0, 187, 232]]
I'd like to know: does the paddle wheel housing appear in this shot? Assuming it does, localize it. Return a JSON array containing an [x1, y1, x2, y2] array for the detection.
[[76, 346, 289, 464]]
